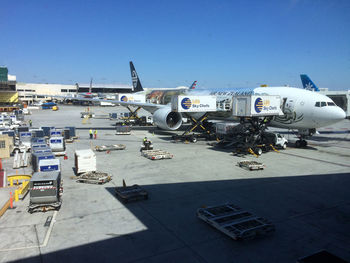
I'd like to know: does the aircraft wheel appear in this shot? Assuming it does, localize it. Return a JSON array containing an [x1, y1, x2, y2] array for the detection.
[[301, 140, 307, 147], [295, 140, 301, 148]]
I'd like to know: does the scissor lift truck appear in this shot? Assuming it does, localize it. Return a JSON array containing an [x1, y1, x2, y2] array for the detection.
[[28, 171, 62, 213], [197, 203, 275, 241]]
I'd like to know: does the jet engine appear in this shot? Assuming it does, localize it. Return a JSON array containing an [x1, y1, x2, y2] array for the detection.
[[153, 107, 182, 130]]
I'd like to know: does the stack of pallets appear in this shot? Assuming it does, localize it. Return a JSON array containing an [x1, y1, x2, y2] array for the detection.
[[197, 203, 275, 240], [141, 149, 173, 160]]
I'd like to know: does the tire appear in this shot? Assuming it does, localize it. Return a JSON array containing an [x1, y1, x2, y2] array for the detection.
[[301, 140, 307, 147], [295, 140, 301, 148], [282, 143, 287, 149], [255, 148, 263, 155]]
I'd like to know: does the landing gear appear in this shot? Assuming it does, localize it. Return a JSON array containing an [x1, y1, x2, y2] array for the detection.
[[295, 140, 307, 148]]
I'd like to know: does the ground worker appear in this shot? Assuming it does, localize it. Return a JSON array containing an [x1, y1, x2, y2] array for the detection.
[[94, 129, 97, 139], [89, 128, 93, 139], [28, 119, 32, 127]]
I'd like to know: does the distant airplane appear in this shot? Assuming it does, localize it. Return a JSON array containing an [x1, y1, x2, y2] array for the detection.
[[300, 74, 320, 92]]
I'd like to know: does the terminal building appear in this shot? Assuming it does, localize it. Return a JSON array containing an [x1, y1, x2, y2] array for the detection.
[[0, 67, 18, 107]]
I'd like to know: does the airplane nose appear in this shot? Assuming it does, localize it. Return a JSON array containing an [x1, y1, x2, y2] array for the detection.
[[335, 107, 346, 120]]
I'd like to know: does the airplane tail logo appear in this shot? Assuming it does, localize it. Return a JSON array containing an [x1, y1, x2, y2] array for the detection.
[[181, 97, 192, 109], [189, 81, 197, 90], [300, 74, 319, 92], [120, 95, 128, 102], [129, 61, 144, 92], [254, 97, 263, 113]]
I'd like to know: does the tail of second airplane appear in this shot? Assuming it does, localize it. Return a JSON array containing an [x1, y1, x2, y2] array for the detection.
[[300, 74, 319, 92], [130, 61, 144, 93], [189, 81, 197, 90]]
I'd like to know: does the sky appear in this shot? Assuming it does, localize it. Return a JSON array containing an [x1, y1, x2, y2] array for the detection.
[[1, 0, 350, 90]]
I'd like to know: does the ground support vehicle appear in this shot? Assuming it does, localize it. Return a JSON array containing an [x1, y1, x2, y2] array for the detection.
[[115, 184, 148, 203], [95, 144, 126, 152], [28, 171, 62, 213], [141, 149, 173, 160], [197, 203, 275, 241], [140, 141, 153, 151], [238, 160, 265, 170], [75, 171, 111, 184]]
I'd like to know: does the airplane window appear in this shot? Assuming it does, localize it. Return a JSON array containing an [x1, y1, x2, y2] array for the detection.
[[315, 102, 320, 107], [327, 102, 336, 106], [321, 102, 327, 107]]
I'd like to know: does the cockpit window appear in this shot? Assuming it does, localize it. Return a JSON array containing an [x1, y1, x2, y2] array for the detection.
[[315, 102, 320, 107], [321, 102, 327, 107], [327, 102, 336, 106]]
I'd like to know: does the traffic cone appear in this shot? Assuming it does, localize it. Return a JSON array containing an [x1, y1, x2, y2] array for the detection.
[[64, 155, 68, 160], [10, 192, 13, 209], [0, 158, 2, 170], [106, 150, 110, 154]]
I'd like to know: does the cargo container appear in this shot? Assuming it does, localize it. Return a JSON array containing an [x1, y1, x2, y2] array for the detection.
[[65, 126, 76, 138], [17, 126, 29, 134], [49, 136, 65, 152], [216, 122, 239, 135], [28, 171, 62, 213], [31, 146, 52, 154], [231, 95, 283, 117], [41, 126, 55, 137], [63, 129, 70, 140], [32, 152, 55, 172], [171, 95, 217, 112], [38, 158, 60, 172], [31, 129, 45, 138], [74, 149, 96, 174], [50, 129, 63, 137], [31, 137, 46, 144]]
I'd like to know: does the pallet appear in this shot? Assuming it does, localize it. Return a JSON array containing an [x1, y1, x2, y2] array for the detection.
[[238, 160, 265, 170], [197, 203, 275, 240], [95, 144, 126, 152], [75, 171, 111, 184], [115, 184, 148, 203], [28, 201, 61, 214], [141, 149, 173, 160]]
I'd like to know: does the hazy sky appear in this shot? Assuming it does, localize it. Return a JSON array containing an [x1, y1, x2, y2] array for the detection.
[[1, 0, 349, 90]]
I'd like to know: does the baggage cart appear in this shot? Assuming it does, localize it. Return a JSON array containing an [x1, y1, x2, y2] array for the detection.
[[75, 171, 111, 184], [95, 144, 126, 152], [197, 203, 275, 241], [115, 184, 148, 203], [238, 160, 265, 170], [141, 149, 173, 160]]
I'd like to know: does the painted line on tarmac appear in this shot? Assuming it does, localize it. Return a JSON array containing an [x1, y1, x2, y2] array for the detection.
[[0, 210, 58, 252]]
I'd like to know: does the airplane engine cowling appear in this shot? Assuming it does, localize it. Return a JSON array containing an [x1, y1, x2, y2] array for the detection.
[[153, 107, 182, 130]]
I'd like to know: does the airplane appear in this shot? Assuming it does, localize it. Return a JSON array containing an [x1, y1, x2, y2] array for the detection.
[[300, 74, 320, 91], [63, 64, 347, 147]]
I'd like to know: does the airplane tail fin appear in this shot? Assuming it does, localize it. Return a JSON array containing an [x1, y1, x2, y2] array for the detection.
[[189, 81, 197, 90], [130, 61, 144, 92], [300, 74, 319, 92]]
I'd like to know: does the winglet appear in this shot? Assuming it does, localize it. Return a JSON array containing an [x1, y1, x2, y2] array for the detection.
[[300, 74, 319, 92], [130, 61, 144, 92], [189, 81, 197, 90]]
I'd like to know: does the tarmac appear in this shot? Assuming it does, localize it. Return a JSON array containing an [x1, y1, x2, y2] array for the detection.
[[0, 104, 350, 263]]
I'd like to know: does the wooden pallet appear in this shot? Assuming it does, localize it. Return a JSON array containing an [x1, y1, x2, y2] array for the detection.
[[115, 184, 148, 203], [75, 171, 111, 184], [238, 160, 265, 170], [141, 149, 173, 160], [197, 203, 275, 240]]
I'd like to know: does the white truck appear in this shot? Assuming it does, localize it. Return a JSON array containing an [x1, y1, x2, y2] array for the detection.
[[274, 133, 288, 149]]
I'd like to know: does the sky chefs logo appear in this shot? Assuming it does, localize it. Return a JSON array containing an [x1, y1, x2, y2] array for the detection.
[[120, 96, 128, 102], [181, 97, 192, 109], [255, 97, 263, 113]]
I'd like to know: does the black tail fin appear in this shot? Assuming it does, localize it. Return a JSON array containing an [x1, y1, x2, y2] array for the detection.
[[129, 61, 144, 92]]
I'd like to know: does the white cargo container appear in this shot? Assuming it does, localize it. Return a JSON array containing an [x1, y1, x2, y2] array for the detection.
[[74, 149, 96, 174], [117, 94, 145, 103], [49, 137, 66, 152], [171, 95, 217, 112], [232, 95, 283, 117], [38, 158, 61, 172]]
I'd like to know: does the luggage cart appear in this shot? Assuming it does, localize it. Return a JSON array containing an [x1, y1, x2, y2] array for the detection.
[[28, 201, 62, 214], [75, 171, 112, 184], [197, 203, 275, 240], [141, 149, 173, 160], [115, 184, 148, 203], [238, 160, 265, 170]]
